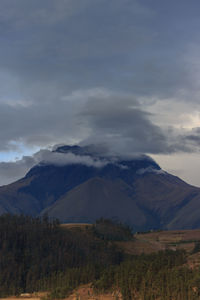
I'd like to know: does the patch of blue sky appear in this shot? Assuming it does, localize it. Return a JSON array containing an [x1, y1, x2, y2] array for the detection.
[[0, 145, 39, 162]]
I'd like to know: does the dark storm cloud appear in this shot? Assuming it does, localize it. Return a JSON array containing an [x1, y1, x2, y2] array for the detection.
[[81, 96, 168, 155], [81, 95, 200, 155], [182, 128, 200, 146]]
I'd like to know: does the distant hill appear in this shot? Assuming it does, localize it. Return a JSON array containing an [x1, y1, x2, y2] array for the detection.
[[0, 145, 200, 230]]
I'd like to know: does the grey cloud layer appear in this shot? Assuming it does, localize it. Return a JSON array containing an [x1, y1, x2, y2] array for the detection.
[[0, 0, 197, 102], [81, 95, 168, 155], [1, 88, 200, 155], [0, 156, 35, 186], [35, 150, 110, 168]]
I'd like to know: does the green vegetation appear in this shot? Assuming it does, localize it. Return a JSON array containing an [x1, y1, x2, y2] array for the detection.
[[0, 214, 200, 299], [192, 240, 200, 254], [0, 214, 123, 297], [93, 218, 133, 241], [93, 250, 200, 300]]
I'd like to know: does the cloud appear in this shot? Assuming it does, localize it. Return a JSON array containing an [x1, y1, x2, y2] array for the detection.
[[0, 0, 155, 100], [0, 156, 35, 186], [2, 122, 200, 186], [0, 87, 173, 155], [80, 93, 168, 155], [177, 128, 200, 151], [0, 140, 164, 186], [1, 86, 200, 157], [0, 0, 196, 105], [34, 149, 111, 168], [136, 166, 166, 176], [0, 150, 109, 186], [0, 146, 151, 185]]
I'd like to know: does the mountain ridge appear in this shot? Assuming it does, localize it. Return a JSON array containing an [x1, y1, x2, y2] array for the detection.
[[0, 145, 200, 230]]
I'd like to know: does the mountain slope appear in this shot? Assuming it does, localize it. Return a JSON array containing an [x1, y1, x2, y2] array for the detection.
[[43, 177, 148, 229], [0, 176, 41, 215], [133, 173, 200, 228]]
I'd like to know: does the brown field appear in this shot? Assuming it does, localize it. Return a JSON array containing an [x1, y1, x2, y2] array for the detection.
[[0, 298, 40, 300], [118, 229, 200, 255], [0, 298, 39, 300], [0, 292, 47, 300], [61, 223, 93, 229], [136, 229, 200, 251], [117, 228, 200, 269], [61, 224, 200, 266]]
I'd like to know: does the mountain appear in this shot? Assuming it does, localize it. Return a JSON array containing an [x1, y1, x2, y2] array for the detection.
[[0, 145, 200, 230]]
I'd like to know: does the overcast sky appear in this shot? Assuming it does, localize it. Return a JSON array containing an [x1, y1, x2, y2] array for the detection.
[[1, 0, 200, 186]]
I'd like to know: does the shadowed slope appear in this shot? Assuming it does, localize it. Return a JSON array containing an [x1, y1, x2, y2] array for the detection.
[[43, 177, 147, 229]]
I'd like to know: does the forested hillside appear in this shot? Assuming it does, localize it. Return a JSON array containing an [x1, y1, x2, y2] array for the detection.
[[1, 215, 200, 299], [0, 215, 124, 297]]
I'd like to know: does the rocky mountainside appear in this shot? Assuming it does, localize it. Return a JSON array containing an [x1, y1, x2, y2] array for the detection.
[[0, 145, 200, 230]]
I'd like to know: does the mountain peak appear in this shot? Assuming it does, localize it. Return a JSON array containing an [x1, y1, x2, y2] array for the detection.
[[0, 144, 199, 230], [54, 144, 107, 158], [26, 144, 161, 180], [53, 144, 160, 167]]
